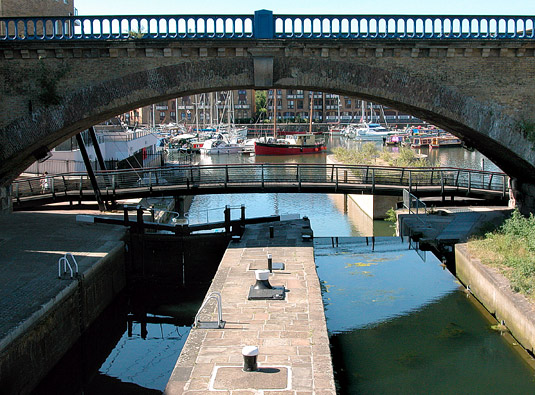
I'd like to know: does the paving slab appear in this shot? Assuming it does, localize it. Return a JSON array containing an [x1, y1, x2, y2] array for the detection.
[[165, 219, 336, 394]]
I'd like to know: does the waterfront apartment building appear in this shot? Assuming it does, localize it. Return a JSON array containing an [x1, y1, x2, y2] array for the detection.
[[122, 89, 421, 128]]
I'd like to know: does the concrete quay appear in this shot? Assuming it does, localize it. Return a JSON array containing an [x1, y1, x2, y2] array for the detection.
[[165, 219, 336, 394], [0, 209, 126, 394], [397, 206, 512, 252]]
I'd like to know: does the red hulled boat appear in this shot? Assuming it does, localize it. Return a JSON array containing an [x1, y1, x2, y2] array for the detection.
[[255, 89, 327, 155], [254, 134, 327, 155]]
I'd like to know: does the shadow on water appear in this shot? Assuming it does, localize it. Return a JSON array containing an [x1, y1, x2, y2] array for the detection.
[[32, 282, 207, 395], [316, 237, 535, 395], [32, 275, 213, 394]]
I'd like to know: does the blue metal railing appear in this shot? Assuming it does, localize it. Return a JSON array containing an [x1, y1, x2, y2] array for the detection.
[[1, 11, 534, 41]]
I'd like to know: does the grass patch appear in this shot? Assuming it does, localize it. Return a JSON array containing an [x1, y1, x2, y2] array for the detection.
[[334, 144, 431, 167], [468, 209, 535, 298]]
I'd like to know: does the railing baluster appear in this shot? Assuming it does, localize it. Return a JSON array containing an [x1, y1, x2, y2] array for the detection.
[[468, 171, 472, 194], [1, 14, 533, 41]]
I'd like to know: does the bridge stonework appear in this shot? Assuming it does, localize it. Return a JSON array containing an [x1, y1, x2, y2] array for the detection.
[[1, 38, 535, 212]]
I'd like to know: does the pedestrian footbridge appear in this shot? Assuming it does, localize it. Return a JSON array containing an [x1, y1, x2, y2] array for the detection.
[[13, 164, 509, 209]]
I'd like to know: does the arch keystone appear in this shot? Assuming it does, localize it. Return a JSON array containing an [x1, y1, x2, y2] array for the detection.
[[253, 56, 273, 88]]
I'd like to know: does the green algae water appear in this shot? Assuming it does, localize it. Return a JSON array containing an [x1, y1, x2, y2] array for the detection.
[[315, 237, 535, 394]]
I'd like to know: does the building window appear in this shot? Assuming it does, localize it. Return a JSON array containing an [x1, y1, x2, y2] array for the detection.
[[288, 100, 294, 109], [297, 100, 303, 109], [64, 0, 68, 3]]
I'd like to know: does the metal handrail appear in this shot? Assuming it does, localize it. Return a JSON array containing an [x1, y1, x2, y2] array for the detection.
[[58, 252, 78, 278], [1, 12, 534, 41], [12, 164, 510, 202], [194, 291, 224, 329]]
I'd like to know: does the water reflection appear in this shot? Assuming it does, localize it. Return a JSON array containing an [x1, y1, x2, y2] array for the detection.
[[315, 237, 535, 394], [98, 321, 190, 391]]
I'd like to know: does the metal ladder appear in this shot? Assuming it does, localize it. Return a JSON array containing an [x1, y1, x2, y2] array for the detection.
[[194, 291, 225, 329], [58, 252, 79, 278]]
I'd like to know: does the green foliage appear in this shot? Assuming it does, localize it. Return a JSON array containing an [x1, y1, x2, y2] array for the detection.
[[333, 143, 379, 165], [387, 147, 430, 167], [518, 119, 535, 145], [254, 90, 267, 122], [385, 208, 397, 223], [128, 29, 146, 39], [470, 209, 535, 297], [335, 145, 430, 168]]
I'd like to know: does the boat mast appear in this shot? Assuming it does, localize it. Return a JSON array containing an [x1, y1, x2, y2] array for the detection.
[[309, 91, 313, 134], [273, 89, 277, 139], [380, 105, 389, 128], [195, 94, 199, 134]]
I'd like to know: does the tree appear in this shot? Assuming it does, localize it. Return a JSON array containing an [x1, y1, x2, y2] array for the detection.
[[254, 90, 267, 122]]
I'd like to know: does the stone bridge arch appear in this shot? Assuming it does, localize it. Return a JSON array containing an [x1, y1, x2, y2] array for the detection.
[[1, 39, 535, 212]]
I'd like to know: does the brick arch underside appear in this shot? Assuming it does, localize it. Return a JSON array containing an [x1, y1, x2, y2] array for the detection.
[[1, 56, 534, 187]]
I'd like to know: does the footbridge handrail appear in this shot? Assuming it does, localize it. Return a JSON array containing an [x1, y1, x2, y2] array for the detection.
[[1, 12, 534, 41], [13, 164, 510, 204]]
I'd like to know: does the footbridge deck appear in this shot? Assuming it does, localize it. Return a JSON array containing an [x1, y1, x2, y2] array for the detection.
[[13, 164, 509, 209]]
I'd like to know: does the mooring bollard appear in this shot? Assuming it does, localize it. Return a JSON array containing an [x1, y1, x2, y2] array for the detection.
[[253, 269, 272, 290], [242, 346, 259, 372], [267, 253, 273, 273]]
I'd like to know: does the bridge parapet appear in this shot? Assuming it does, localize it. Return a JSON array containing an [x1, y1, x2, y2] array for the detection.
[[1, 11, 534, 41]]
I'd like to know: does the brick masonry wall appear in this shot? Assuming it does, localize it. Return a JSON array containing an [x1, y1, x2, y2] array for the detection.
[[1, 39, 535, 211], [0, 185, 12, 214], [0, 244, 125, 394], [1, 0, 74, 17]]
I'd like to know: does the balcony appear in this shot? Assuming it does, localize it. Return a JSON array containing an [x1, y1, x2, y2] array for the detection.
[[155, 106, 168, 111]]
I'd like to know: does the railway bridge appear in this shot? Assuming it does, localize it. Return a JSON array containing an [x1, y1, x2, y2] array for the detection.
[[1, 11, 535, 212]]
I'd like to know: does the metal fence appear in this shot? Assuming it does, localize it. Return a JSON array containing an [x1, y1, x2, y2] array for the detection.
[[1, 11, 534, 41]]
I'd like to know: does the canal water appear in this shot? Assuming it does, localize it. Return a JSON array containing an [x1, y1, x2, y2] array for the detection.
[[315, 237, 535, 394], [34, 138, 515, 393]]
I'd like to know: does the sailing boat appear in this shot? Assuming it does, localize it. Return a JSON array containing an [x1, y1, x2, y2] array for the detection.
[[350, 101, 394, 140], [254, 90, 327, 155]]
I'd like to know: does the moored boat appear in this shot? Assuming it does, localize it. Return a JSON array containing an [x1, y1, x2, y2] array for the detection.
[[200, 138, 245, 154], [254, 134, 327, 155]]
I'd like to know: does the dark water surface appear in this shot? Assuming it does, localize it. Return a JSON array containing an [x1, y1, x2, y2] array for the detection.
[[315, 237, 535, 394]]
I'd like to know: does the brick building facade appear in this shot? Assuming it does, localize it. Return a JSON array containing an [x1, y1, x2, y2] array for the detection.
[[0, 0, 75, 17], [124, 90, 419, 128]]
